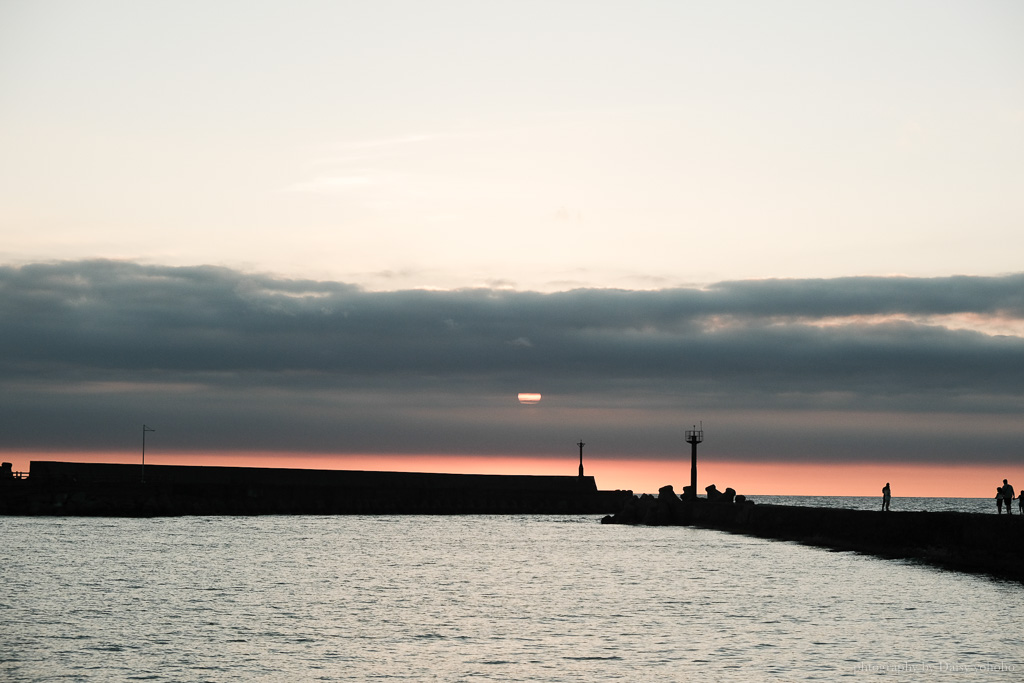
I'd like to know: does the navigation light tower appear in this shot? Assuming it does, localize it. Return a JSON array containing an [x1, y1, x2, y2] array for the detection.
[[685, 424, 703, 498]]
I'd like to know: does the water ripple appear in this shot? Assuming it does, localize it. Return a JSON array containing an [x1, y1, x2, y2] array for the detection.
[[1, 514, 1022, 680]]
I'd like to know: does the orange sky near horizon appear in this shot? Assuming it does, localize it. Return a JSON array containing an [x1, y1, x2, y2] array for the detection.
[[3, 451, 1017, 498]]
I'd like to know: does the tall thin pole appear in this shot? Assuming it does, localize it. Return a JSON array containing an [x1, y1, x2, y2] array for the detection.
[[690, 439, 698, 496], [142, 424, 155, 483], [577, 440, 585, 477], [685, 424, 703, 499]]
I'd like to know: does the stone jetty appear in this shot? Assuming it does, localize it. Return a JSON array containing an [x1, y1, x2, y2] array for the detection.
[[602, 485, 1024, 584], [0, 461, 632, 516]]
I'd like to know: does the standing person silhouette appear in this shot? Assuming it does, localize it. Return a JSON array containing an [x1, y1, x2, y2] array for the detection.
[[881, 482, 891, 511], [1002, 479, 1015, 515], [1019, 488, 1023, 515], [996, 487, 1004, 514]]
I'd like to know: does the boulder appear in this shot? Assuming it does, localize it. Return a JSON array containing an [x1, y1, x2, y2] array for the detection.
[[601, 493, 652, 525], [656, 485, 689, 525], [600, 486, 693, 525]]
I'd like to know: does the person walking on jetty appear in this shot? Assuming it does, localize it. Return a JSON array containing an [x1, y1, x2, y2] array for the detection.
[[881, 482, 891, 511], [1002, 479, 1015, 515], [996, 487, 1004, 514]]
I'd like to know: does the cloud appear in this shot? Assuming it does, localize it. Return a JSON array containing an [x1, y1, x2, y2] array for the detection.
[[1, 260, 1022, 463]]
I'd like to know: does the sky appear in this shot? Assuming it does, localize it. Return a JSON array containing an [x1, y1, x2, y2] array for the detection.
[[1, 1, 1022, 496]]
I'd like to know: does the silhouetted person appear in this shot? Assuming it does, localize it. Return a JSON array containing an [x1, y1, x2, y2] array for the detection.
[[1002, 479, 1015, 515], [996, 487, 1004, 514], [1019, 489, 1023, 515], [881, 482, 891, 511]]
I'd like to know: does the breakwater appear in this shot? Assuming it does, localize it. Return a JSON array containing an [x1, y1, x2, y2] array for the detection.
[[602, 485, 1024, 583], [0, 461, 632, 516]]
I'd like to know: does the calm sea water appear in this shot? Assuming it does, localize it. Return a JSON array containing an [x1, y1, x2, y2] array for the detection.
[[2, 504, 1021, 681], [752, 495, 1000, 515]]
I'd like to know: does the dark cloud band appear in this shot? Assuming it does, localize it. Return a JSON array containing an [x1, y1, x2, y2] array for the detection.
[[1, 260, 1021, 461]]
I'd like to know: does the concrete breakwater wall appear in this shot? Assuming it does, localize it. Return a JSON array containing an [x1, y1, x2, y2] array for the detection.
[[602, 486, 1024, 584], [0, 461, 632, 516]]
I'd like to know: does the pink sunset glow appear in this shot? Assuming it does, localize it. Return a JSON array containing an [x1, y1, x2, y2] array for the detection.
[[3, 451, 1016, 499]]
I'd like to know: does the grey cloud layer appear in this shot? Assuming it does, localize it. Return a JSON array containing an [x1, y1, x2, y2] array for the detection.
[[2, 260, 1022, 460]]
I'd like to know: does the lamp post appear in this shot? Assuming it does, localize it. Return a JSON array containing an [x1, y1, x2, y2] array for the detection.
[[142, 424, 155, 483]]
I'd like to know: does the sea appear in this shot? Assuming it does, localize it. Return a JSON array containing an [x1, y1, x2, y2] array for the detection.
[[1, 497, 1021, 681]]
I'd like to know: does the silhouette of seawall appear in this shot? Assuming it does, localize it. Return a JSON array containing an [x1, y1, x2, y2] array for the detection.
[[602, 490, 1024, 583], [0, 461, 632, 516]]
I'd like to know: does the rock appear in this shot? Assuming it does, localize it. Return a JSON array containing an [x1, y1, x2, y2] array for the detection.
[[639, 494, 660, 525], [601, 494, 649, 525], [600, 485, 695, 525], [656, 485, 689, 525]]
